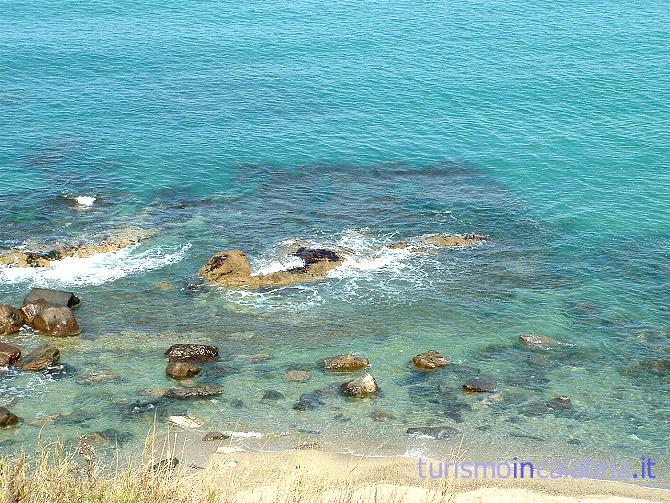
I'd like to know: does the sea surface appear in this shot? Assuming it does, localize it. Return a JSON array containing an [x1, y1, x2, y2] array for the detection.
[[1, 0, 669, 477]]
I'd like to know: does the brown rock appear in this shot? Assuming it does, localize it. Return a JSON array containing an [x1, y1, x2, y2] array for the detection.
[[197, 247, 344, 289], [425, 233, 488, 248], [341, 374, 378, 398], [322, 353, 369, 372], [519, 334, 559, 351], [285, 370, 311, 382], [463, 378, 497, 393], [203, 432, 231, 441], [20, 299, 49, 324], [0, 343, 21, 366], [411, 350, 449, 371], [164, 384, 223, 400], [19, 345, 60, 371], [166, 361, 200, 379], [0, 305, 25, 336], [0, 407, 20, 428], [165, 344, 219, 362], [30, 305, 80, 336], [23, 288, 80, 308]]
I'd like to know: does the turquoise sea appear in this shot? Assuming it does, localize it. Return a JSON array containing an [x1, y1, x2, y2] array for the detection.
[[1, 0, 669, 475]]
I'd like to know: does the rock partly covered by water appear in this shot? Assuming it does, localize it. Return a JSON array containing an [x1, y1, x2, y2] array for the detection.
[[547, 396, 572, 410], [463, 378, 498, 393], [197, 246, 344, 288], [0, 343, 21, 366], [0, 305, 25, 336], [30, 305, 80, 337], [0, 227, 154, 268], [19, 345, 61, 371], [0, 407, 20, 428], [166, 361, 200, 379], [322, 353, 369, 372], [519, 334, 560, 351], [285, 369, 311, 382], [341, 374, 378, 398], [411, 350, 449, 371], [165, 344, 219, 363], [24, 288, 80, 309], [164, 384, 223, 400], [424, 233, 488, 248]]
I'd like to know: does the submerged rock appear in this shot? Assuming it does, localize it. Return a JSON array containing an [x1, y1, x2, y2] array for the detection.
[[322, 353, 369, 372], [0, 407, 20, 428], [370, 410, 396, 422], [0, 343, 21, 366], [463, 378, 498, 393], [406, 426, 460, 439], [519, 334, 560, 351], [197, 246, 344, 289], [164, 384, 223, 400], [341, 374, 378, 398], [261, 390, 285, 401], [165, 344, 219, 363], [24, 288, 80, 309], [30, 305, 80, 337], [293, 392, 324, 411], [547, 396, 572, 410], [19, 345, 60, 371], [411, 350, 449, 371], [0, 305, 25, 336], [285, 369, 311, 382], [166, 361, 200, 379], [424, 233, 488, 248]]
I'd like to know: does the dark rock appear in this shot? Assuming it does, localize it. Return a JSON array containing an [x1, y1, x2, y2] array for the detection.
[[0, 407, 20, 428], [0, 305, 24, 336], [261, 390, 285, 401], [623, 359, 670, 378], [295, 441, 320, 450], [130, 399, 161, 414], [165, 344, 219, 363], [293, 392, 324, 411], [166, 362, 200, 379], [203, 432, 231, 441], [0, 343, 21, 366], [24, 288, 80, 309], [30, 305, 80, 337], [341, 374, 378, 398], [164, 384, 223, 400], [463, 378, 497, 393], [293, 247, 340, 265], [370, 410, 396, 422], [406, 426, 460, 439], [19, 345, 60, 371], [322, 353, 369, 372], [547, 396, 572, 410], [411, 350, 449, 371], [152, 458, 179, 472], [519, 334, 559, 351]]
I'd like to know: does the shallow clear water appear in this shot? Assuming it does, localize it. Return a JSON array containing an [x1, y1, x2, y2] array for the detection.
[[1, 0, 669, 474]]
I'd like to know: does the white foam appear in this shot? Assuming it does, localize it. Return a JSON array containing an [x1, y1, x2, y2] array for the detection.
[[0, 243, 190, 287], [74, 195, 96, 207], [224, 431, 263, 439]]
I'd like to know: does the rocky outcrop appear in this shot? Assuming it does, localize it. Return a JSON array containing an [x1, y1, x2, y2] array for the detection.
[[0, 407, 20, 428], [463, 378, 497, 393], [165, 344, 219, 363], [424, 233, 488, 248], [166, 362, 200, 379], [24, 288, 80, 309], [31, 305, 80, 337], [0, 305, 25, 336], [519, 334, 559, 351], [19, 345, 60, 371], [322, 353, 369, 372], [411, 350, 449, 371], [341, 374, 378, 398], [0, 227, 154, 268], [0, 343, 21, 366], [197, 247, 344, 289], [164, 384, 223, 400]]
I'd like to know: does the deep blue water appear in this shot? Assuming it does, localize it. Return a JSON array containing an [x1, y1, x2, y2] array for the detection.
[[1, 0, 669, 468]]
